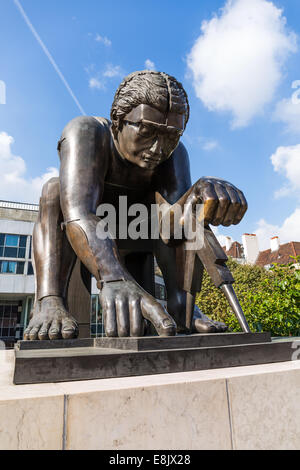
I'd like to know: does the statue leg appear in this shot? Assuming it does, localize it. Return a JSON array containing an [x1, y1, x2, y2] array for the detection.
[[24, 177, 79, 340], [154, 238, 228, 333]]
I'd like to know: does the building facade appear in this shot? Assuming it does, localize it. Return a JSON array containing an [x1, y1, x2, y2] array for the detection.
[[0, 200, 167, 346], [0, 201, 37, 347]]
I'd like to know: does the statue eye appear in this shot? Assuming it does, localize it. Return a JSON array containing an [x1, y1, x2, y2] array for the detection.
[[138, 124, 155, 138]]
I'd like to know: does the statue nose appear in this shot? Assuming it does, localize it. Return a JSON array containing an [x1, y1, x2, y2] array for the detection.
[[150, 137, 163, 155]]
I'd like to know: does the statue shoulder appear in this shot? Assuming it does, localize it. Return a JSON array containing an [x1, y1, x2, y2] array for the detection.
[[61, 115, 111, 135], [162, 141, 190, 170], [173, 141, 189, 162], [92, 116, 111, 128], [58, 116, 112, 152]]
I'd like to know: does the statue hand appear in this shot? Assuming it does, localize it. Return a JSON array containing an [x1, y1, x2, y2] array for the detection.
[[185, 177, 248, 227], [99, 280, 176, 337]]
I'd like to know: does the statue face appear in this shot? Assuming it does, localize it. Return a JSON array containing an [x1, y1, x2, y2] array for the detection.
[[115, 104, 185, 170]]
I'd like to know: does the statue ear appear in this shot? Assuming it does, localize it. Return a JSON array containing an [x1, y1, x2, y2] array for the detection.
[[111, 111, 120, 139]]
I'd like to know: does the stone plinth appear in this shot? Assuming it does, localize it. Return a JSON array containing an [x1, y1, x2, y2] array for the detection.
[[1, 348, 300, 450]]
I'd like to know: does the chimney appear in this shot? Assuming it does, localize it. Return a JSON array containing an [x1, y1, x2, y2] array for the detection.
[[242, 233, 259, 264], [225, 236, 233, 252], [270, 236, 280, 252]]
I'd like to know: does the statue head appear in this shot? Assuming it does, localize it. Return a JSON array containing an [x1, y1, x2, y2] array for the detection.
[[111, 71, 190, 169]]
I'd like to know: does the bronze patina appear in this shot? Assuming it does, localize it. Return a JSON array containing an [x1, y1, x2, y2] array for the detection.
[[24, 71, 248, 341]]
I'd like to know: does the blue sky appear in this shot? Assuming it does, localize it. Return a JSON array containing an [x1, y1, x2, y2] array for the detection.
[[1, 0, 300, 250]]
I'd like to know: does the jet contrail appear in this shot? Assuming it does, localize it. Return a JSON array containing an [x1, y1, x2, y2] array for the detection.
[[14, 0, 86, 116]]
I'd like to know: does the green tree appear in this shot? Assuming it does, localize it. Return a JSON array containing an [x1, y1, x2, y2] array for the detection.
[[196, 257, 300, 336]]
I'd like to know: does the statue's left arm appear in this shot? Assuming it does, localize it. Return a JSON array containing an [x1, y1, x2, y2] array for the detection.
[[154, 142, 248, 231]]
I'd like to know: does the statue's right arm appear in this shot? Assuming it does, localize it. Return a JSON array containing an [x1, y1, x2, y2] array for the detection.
[[58, 116, 132, 284]]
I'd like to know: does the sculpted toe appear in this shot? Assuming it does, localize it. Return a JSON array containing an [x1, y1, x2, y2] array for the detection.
[[23, 329, 31, 340], [61, 325, 79, 339], [48, 327, 62, 340], [38, 329, 49, 340], [194, 319, 217, 333], [215, 321, 228, 332], [29, 330, 39, 341]]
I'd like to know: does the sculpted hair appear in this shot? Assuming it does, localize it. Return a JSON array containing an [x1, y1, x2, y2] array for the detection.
[[110, 71, 190, 135]]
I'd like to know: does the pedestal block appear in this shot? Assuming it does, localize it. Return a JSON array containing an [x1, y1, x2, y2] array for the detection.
[[1, 347, 300, 450]]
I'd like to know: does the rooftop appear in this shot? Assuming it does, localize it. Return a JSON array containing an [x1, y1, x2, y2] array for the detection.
[[222, 241, 244, 259], [255, 241, 300, 267], [0, 201, 39, 212]]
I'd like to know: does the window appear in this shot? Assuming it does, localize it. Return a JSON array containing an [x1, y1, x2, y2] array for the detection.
[[0, 234, 27, 259], [155, 283, 167, 301], [90, 295, 104, 337], [27, 262, 34, 275], [0, 261, 25, 274], [28, 236, 32, 259], [0, 301, 22, 343]]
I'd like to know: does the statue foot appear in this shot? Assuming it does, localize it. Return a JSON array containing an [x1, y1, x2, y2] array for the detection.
[[192, 305, 228, 333], [23, 296, 79, 340]]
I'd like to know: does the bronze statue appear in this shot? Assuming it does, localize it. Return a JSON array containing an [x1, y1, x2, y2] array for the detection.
[[24, 71, 248, 341]]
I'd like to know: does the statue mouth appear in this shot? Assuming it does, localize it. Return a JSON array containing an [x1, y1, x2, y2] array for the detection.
[[142, 153, 162, 164]]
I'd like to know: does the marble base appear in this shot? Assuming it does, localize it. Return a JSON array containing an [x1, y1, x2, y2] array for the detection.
[[1, 349, 300, 450]]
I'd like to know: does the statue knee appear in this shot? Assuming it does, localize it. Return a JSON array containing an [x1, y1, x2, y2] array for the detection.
[[40, 177, 60, 210]]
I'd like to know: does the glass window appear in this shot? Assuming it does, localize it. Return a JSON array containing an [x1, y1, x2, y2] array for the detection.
[[1, 261, 16, 273], [27, 262, 34, 275], [90, 295, 104, 337], [0, 235, 29, 259], [91, 296, 97, 324], [4, 304, 11, 316], [0, 301, 20, 344], [4, 247, 18, 258], [16, 262, 25, 274], [18, 248, 26, 259], [19, 235, 27, 248], [29, 237, 32, 259], [5, 235, 19, 247]]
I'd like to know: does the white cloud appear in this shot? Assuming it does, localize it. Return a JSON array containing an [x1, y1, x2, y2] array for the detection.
[[212, 226, 229, 247], [145, 59, 156, 71], [89, 77, 105, 90], [255, 208, 300, 250], [187, 0, 297, 128], [273, 85, 300, 134], [103, 64, 123, 78], [0, 80, 6, 104], [95, 34, 112, 47], [253, 142, 300, 248], [0, 132, 58, 204], [270, 144, 300, 198], [87, 64, 123, 91], [202, 140, 219, 151]]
